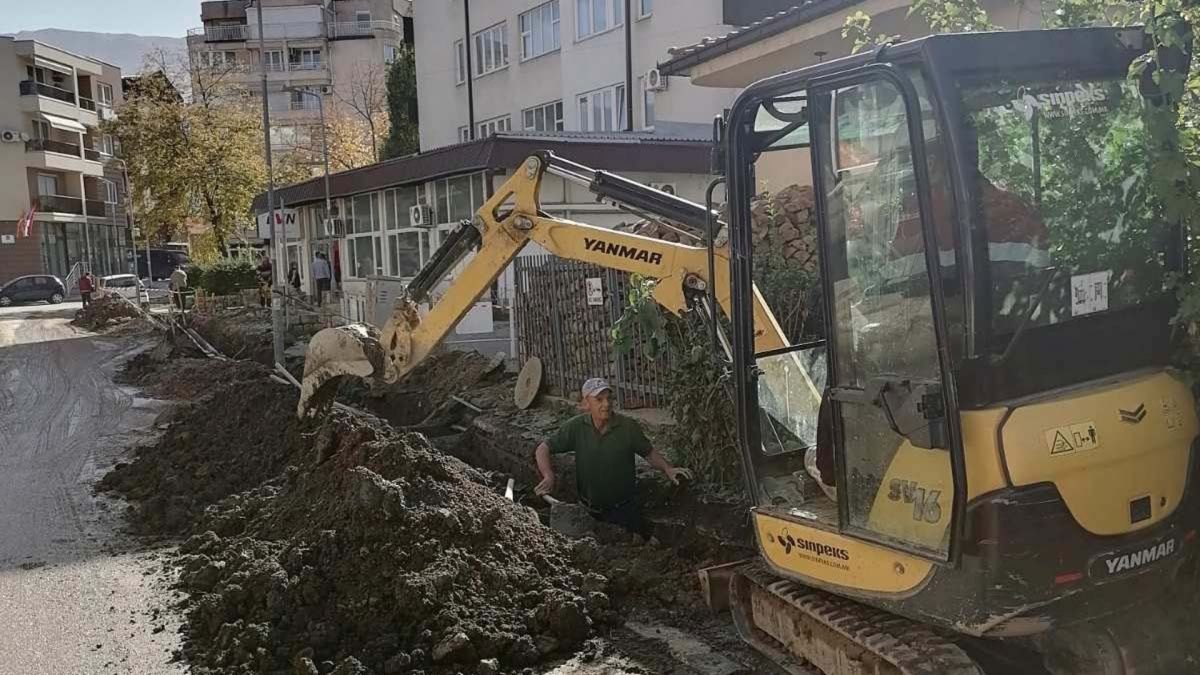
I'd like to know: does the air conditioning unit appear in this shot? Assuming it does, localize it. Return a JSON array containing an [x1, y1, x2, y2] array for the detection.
[[410, 203, 434, 228], [651, 182, 677, 196], [645, 67, 667, 92], [0, 130, 21, 143]]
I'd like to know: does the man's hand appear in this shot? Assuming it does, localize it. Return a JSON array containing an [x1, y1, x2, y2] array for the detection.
[[664, 467, 694, 485], [535, 472, 556, 496]]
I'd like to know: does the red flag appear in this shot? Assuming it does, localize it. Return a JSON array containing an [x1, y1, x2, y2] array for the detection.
[[19, 202, 37, 238]]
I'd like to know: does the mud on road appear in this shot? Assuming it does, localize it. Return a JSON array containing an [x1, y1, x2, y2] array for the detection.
[[0, 304, 183, 675], [101, 341, 784, 675]]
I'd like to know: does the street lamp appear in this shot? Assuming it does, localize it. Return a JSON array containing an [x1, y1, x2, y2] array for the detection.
[[284, 86, 333, 243], [110, 156, 148, 282], [283, 85, 334, 301]]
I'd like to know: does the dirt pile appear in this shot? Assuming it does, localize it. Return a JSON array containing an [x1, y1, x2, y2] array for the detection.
[[104, 356, 616, 674], [101, 364, 300, 534], [72, 295, 142, 330]]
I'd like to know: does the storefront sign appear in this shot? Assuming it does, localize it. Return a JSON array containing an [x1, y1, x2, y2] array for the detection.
[[256, 208, 301, 240]]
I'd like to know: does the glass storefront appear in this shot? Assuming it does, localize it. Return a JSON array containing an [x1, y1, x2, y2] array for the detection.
[[38, 221, 131, 280]]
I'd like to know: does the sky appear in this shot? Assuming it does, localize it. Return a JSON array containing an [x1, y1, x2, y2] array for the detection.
[[1, 0, 196, 37]]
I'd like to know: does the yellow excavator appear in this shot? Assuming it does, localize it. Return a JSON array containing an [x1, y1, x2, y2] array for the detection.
[[298, 27, 1200, 675]]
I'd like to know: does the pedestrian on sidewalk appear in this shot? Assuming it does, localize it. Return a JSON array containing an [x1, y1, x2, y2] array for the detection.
[[169, 266, 188, 310], [533, 377, 693, 540], [288, 261, 302, 294], [311, 251, 332, 305], [256, 252, 273, 308], [78, 272, 94, 308]]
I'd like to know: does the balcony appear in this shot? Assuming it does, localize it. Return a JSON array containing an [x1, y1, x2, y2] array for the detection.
[[288, 60, 325, 72], [84, 148, 102, 161], [327, 20, 403, 40], [79, 97, 96, 112], [289, 98, 321, 111], [26, 138, 81, 157], [38, 194, 84, 216], [85, 199, 111, 218], [19, 80, 76, 104], [189, 23, 249, 42]]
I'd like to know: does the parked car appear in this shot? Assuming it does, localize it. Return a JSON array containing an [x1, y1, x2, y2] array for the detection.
[[135, 249, 191, 281], [98, 274, 150, 305], [0, 275, 66, 307]]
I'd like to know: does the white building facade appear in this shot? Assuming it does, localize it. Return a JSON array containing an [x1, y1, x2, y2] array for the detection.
[[413, 0, 742, 151]]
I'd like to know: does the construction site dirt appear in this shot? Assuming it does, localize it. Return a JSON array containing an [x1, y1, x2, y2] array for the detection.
[[100, 334, 782, 675]]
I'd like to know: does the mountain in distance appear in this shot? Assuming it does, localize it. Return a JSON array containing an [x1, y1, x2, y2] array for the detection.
[[5, 28, 187, 76]]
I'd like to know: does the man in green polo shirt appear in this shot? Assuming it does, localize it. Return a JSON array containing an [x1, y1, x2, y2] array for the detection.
[[534, 377, 693, 539]]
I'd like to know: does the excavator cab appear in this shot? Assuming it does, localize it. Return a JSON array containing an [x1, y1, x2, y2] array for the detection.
[[723, 27, 1198, 673]]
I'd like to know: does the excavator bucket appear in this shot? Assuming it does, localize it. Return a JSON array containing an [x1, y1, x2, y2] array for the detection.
[[296, 323, 386, 417]]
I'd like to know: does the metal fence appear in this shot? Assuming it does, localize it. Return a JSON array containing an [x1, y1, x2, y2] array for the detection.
[[513, 254, 672, 410]]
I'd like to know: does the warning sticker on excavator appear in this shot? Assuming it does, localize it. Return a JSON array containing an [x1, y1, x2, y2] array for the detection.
[[1044, 421, 1100, 456]]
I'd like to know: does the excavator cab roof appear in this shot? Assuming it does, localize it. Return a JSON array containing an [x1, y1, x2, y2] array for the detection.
[[728, 26, 1178, 408]]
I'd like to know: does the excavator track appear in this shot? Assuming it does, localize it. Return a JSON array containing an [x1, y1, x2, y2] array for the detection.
[[730, 563, 983, 675]]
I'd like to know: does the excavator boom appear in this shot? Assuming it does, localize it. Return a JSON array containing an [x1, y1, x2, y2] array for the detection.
[[298, 152, 809, 417]]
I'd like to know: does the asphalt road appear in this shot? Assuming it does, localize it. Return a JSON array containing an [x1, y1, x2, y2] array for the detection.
[[0, 302, 183, 675]]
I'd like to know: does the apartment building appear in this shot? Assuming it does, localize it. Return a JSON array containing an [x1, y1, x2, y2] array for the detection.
[[187, 0, 412, 154], [0, 38, 130, 287], [414, 0, 743, 151]]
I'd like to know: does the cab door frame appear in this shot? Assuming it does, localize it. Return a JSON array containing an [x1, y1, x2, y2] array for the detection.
[[725, 58, 969, 565], [810, 62, 967, 563]]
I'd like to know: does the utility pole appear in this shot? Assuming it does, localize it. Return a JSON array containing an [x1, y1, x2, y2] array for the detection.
[[252, 0, 285, 366]]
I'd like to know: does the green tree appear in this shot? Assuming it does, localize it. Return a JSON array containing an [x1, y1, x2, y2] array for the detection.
[[109, 55, 271, 252], [380, 45, 419, 160]]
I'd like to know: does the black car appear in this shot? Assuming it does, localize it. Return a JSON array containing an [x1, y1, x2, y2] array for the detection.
[[0, 275, 66, 307], [136, 249, 190, 281]]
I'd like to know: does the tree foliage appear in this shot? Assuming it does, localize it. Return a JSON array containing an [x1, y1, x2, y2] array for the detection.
[[381, 45, 420, 160], [332, 61, 390, 164], [109, 54, 268, 251]]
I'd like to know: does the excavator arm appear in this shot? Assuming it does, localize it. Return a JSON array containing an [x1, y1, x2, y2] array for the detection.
[[298, 153, 815, 417]]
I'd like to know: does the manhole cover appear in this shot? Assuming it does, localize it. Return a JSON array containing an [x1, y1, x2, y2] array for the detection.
[[514, 356, 542, 410]]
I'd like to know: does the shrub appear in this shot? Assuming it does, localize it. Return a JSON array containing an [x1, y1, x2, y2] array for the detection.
[[189, 258, 258, 296]]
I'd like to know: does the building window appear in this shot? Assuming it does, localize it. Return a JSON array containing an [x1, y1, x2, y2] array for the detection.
[[100, 134, 115, 156], [523, 100, 564, 131], [576, 0, 623, 39], [639, 0, 652, 18], [577, 84, 625, 131], [454, 40, 466, 85], [346, 192, 382, 278], [476, 115, 512, 138], [199, 50, 237, 68], [264, 50, 284, 71], [37, 174, 59, 196], [289, 88, 320, 111], [638, 76, 655, 129], [102, 179, 118, 204], [356, 11, 372, 29], [473, 23, 508, 77], [384, 45, 399, 63], [290, 48, 322, 70], [97, 82, 114, 107], [520, 1, 560, 60], [32, 120, 50, 140], [459, 126, 471, 143]]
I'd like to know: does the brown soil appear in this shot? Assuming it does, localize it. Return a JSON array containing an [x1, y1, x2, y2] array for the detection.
[[71, 295, 142, 330], [102, 354, 622, 674], [189, 309, 276, 365]]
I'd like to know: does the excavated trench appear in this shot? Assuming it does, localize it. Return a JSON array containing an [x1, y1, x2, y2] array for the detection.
[[102, 333, 775, 675]]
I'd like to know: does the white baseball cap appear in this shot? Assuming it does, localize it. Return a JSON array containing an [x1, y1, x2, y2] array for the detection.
[[581, 377, 612, 399]]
